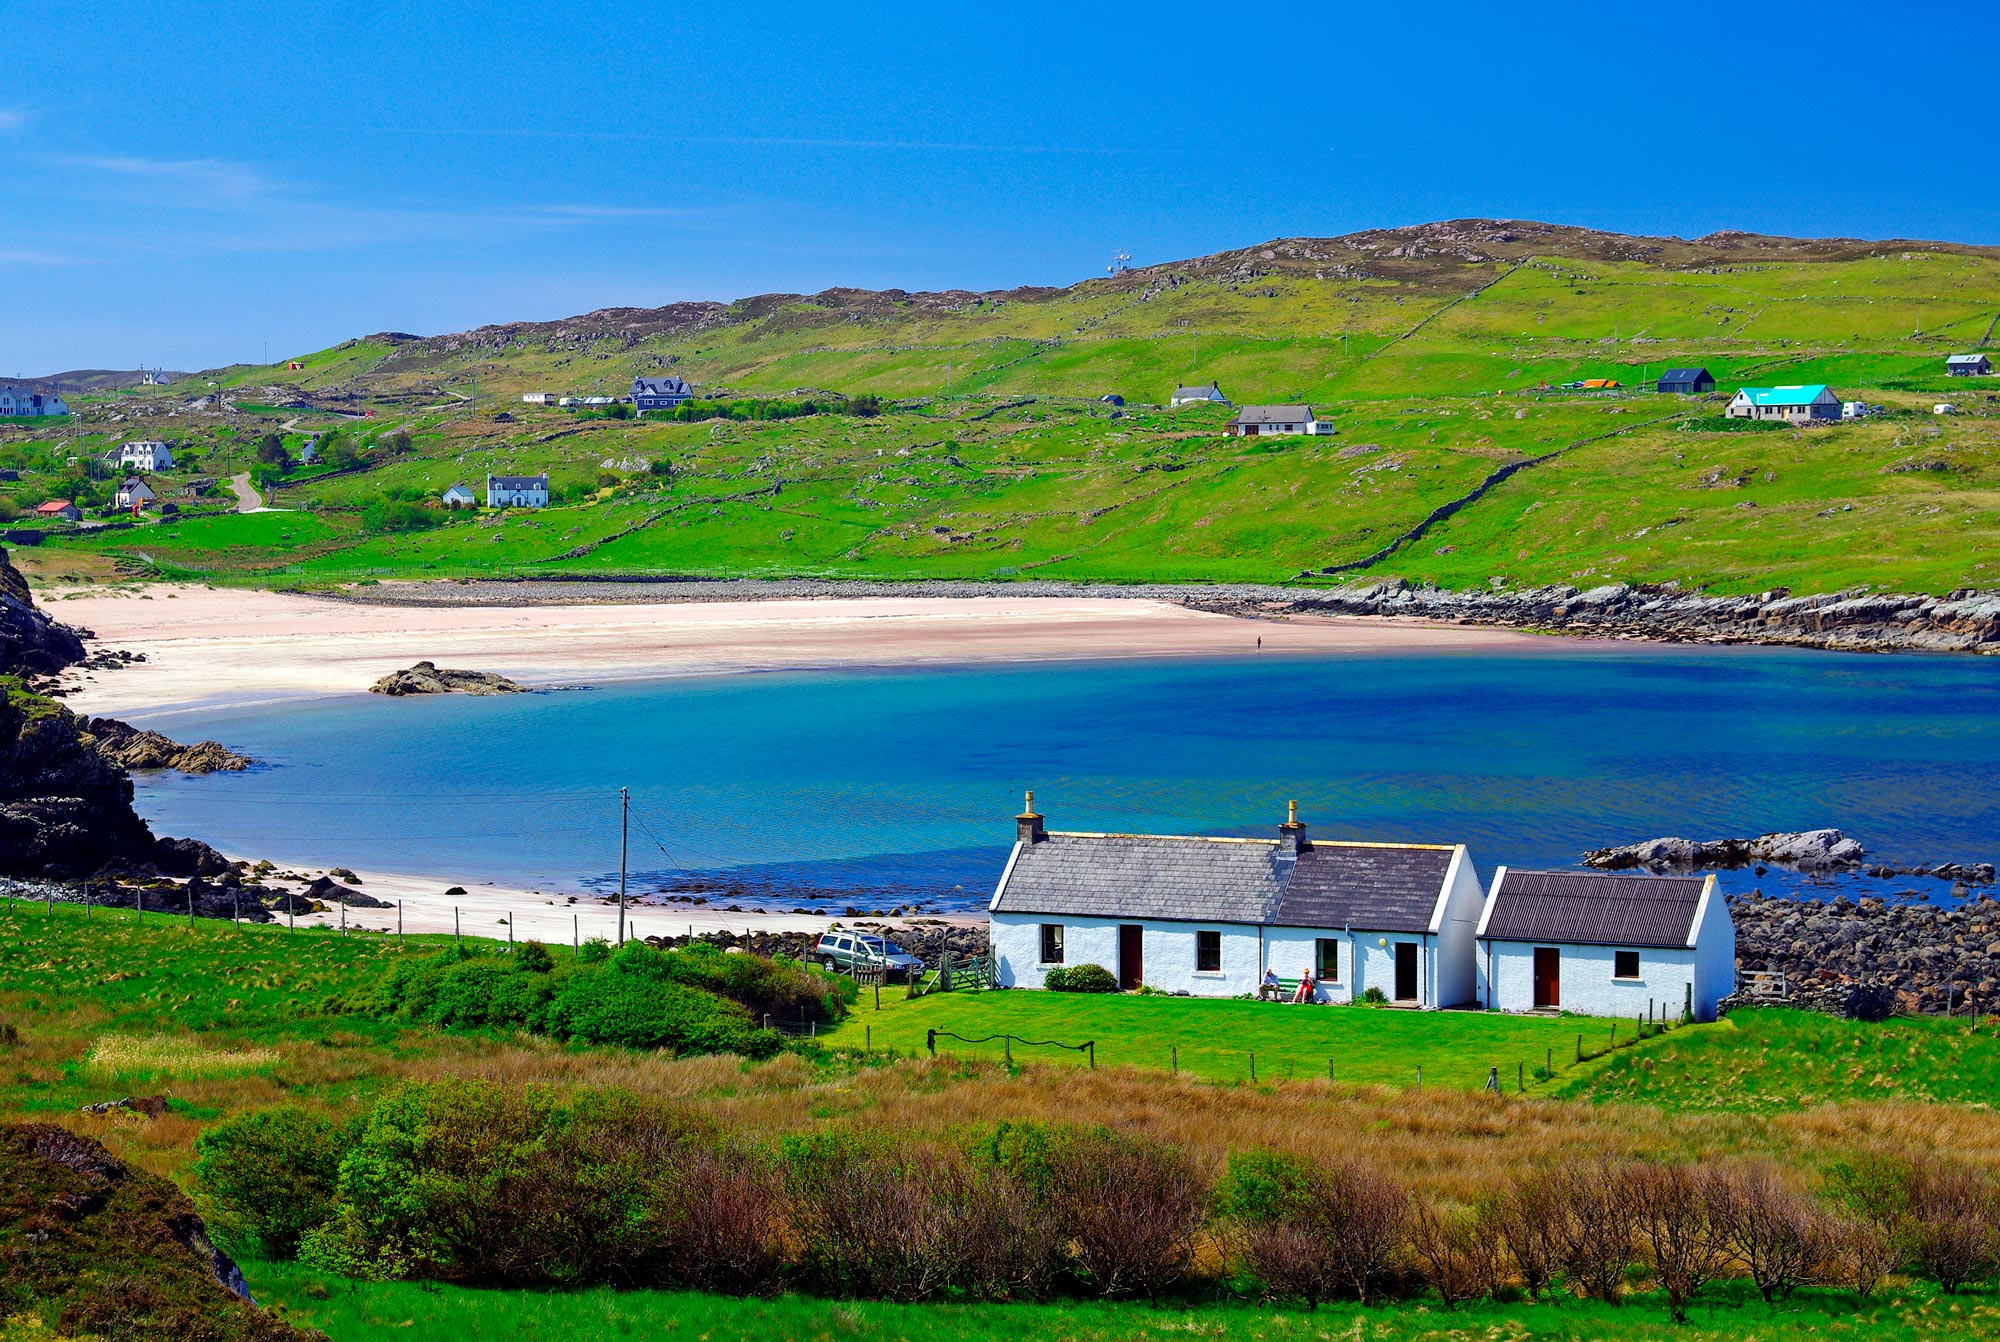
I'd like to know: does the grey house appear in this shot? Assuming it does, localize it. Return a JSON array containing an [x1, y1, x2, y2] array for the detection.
[[631, 375, 693, 412], [1656, 367, 1716, 395], [1947, 354, 1991, 377], [988, 798, 1484, 1005]]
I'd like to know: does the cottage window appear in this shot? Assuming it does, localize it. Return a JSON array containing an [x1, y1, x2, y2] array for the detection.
[[1196, 930, 1222, 973], [1039, 923, 1064, 964], [1614, 950, 1640, 980], [1315, 937, 1340, 982]]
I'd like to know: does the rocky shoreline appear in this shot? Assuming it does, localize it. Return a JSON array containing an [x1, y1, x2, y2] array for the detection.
[[1730, 890, 2000, 1015], [323, 575, 2000, 656]]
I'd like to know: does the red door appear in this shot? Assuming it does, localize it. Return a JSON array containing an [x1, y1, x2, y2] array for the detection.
[[1533, 947, 1560, 1009], [1118, 925, 1143, 990]]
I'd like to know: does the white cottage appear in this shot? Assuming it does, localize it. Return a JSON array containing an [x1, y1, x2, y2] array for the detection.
[[485, 473, 548, 508], [119, 440, 173, 472], [1475, 868, 1735, 1022], [988, 798, 1485, 1006], [1169, 383, 1230, 407], [114, 478, 157, 509]]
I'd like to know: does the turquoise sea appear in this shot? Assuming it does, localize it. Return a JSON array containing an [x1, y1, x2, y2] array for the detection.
[[126, 647, 2000, 912]]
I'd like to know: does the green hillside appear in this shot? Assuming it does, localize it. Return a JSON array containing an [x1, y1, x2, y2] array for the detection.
[[9, 220, 2000, 593]]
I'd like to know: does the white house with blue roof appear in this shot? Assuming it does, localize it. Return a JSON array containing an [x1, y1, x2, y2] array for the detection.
[[987, 798, 1484, 1006], [1727, 384, 1841, 423]]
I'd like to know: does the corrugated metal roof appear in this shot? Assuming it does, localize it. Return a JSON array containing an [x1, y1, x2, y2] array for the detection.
[[1272, 843, 1456, 933], [1946, 354, 1990, 367], [1733, 384, 1833, 407], [1482, 869, 1706, 949], [992, 832, 1288, 923]]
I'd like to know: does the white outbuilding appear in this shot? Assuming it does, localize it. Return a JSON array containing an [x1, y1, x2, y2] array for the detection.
[[988, 798, 1485, 1006], [1475, 868, 1735, 1022]]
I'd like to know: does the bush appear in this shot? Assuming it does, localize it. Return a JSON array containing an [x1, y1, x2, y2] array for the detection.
[[359, 499, 439, 534], [1482, 1171, 1566, 1299], [542, 942, 782, 1057], [1709, 1161, 1832, 1304], [1901, 1157, 1999, 1293], [515, 940, 554, 974], [660, 942, 846, 1022], [1547, 1160, 1635, 1301], [1623, 1162, 1731, 1323], [1408, 1196, 1500, 1309], [1220, 1150, 1406, 1306], [194, 1105, 356, 1257], [1044, 963, 1118, 993]]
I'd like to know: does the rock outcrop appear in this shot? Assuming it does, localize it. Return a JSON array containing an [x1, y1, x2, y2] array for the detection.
[[1731, 891, 2000, 1014], [0, 1123, 309, 1339], [0, 544, 85, 676], [83, 716, 254, 773], [1585, 829, 1869, 873], [370, 659, 526, 696]]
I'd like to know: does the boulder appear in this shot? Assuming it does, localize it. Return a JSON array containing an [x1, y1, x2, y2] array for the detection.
[[369, 660, 526, 696]]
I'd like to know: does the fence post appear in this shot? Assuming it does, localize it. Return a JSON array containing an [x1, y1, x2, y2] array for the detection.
[[1484, 1066, 1499, 1093], [1004, 1034, 1012, 1064], [1249, 1052, 1256, 1083], [574, 914, 578, 957], [1518, 1061, 1524, 1093], [865, 1025, 871, 1054], [45, 887, 51, 919], [189, 885, 196, 927], [1327, 1059, 1334, 1084], [1170, 1044, 1177, 1075], [1087, 1041, 1095, 1070], [84, 885, 90, 921], [287, 892, 293, 933], [927, 1028, 936, 1057], [1416, 1064, 1422, 1088], [455, 906, 460, 942], [507, 917, 513, 951], [233, 890, 239, 926], [340, 900, 346, 937]]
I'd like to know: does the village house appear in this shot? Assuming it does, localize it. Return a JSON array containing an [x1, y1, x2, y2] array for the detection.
[[0, 386, 68, 417], [631, 375, 693, 412], [1727, 384, 1841, 423], [521, 392, 559, 405], [485, 473, 548, 508], [988, 798, 1484, 1006], [1946, 354, 1991, 377], [114, 478, 157, 509], [441, 484, 478, 508], [1225, 405, 1334, 437], [119, 440, 174, 472], [1656, 367, 1715, 395], [1475, 868, 1735, 1022], [34, 500, 82, 522], [1170, 383, 1230, 407]]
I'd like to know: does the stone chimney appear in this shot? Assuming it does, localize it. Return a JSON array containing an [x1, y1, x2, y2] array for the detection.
[[1016, 790, 1047, 845], [1278, 799, 1309, 856]]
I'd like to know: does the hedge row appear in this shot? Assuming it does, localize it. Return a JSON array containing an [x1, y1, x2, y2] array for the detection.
[[195, 1081, 2000, 1315], [343, 940, 851, 1056]]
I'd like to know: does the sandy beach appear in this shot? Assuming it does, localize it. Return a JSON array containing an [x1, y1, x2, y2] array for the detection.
[[47, 582, 1546, 720]]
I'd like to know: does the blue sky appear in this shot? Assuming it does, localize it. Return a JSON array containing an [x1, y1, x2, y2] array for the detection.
[[1, 1, 1989, 374]]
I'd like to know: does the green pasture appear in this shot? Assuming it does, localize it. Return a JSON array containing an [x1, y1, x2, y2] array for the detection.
[[245, 1263, 2000, 1342]]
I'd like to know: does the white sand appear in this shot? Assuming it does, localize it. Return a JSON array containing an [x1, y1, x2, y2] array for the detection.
[[49, 583, 1544, 720]]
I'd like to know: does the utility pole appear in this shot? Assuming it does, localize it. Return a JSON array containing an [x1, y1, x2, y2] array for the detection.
[[617, 786, 629, 946]]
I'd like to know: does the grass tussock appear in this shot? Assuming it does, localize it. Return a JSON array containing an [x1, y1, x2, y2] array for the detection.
[[85, 1033, 279, 1080]]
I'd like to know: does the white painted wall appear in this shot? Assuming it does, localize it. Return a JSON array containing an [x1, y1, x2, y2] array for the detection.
[[991, 913, 1263, 997], [1433, 847, 1483, 1007], [1483, 939, 1703, 1020], [1689, 887, 1736, 1022]]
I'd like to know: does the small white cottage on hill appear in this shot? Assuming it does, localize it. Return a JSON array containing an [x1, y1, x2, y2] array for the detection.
[[988, 798, 1485, 1006], [1475, 868, 1734, 1022]]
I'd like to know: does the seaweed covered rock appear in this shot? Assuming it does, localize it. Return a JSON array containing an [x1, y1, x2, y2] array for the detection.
[[369, 660, 525, 696], [85, 716, 254, 774], [0, 1122, 311, 1340]]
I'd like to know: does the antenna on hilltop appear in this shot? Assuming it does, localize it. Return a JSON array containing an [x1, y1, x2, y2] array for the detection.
[[1108, 250, 1131, 276]]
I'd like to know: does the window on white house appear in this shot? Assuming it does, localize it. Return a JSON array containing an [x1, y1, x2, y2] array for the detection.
[[1614, 950, 1640, 980], [1196, 930, 1222, 972], [1040, 924, 1064, 964], [1315, 938, 1340, 982]]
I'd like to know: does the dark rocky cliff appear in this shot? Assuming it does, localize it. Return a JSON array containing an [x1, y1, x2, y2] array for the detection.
[[0, 544, 85, 676]]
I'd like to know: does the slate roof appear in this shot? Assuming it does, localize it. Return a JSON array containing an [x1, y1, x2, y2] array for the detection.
[[632, 375, 691, 397], [1734, 384, 1834, 407], [1658, 367, 1712, 384], [1480, 869, 1709, 949], [993, 833, 1288, 923], [1273, 843, 1457, 933], [992, 832, 1458, 930], [1172, 384, 1228, 401], [486, 474, 547, 489], [1230, 405, 1317, 425]]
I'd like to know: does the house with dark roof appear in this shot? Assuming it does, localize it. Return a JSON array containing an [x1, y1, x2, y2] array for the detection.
[[1225, 405, 1334, 437], [1474, 869, 1734, 1021], [631, 375, 693, 412], [1656, 367, 1715, 396], [1946, 354, 1991, 377], [485, 473, 548, 508], [988, 798, 1484, 1005]]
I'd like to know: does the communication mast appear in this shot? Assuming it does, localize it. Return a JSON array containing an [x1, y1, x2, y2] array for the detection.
[[1107, 250, 1132, 276]]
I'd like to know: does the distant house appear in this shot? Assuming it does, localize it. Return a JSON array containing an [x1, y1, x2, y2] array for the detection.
[[139, 369, 174, 387], [0, 386, 68, 417], [1226, 404, 1334, 437], [1580, 378, 1621, 390], [115, 478, 157, 509], [34, 500, 81, 522], [1476, 869, 1734, 1022], [441, 485, 478, 508], [521, 392, 559, 405], [1098, 393, 1125, 407], [1946, 354, 1991, 377], [988, 798, 1484, 1006], [119, 440, 174, 472], [485, 473, 548, 508], [1656, 367, 1715, 395], [1170, 383, 1230, 407], [1727, 384, 1841, 423], [631, 375, 693, 412], [300, 439, 318, 464]]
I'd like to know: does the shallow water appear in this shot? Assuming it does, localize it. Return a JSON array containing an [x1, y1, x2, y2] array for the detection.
[[127, 646, 2000, 912]]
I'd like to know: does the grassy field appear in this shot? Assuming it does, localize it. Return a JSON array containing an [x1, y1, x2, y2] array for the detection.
[[245, 1263, 2000, 1342], [8, 225, 2000, 596]]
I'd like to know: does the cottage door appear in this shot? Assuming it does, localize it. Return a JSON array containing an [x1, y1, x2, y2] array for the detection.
[[1118, 925, 1143, 990], [1394, 942, 1418, 1002], [1533, 947, 1560, 1009]]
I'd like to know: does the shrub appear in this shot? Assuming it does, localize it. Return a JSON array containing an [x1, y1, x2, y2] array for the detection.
[[1360, 986, 1388, 1005], [1547, 1160, 1635, 1302], [1709, 1161, 1831, 1303], [1044, 963, 1118, 993], [660, 942, 846, 1022], [1623, 1162, 1731, 1323], [1901, 1157, 1999, 1293], [515, 940, 554, 974], [622, 1142, 789, 1294], [1409, 1196, 1500, 1308], [359, 499, 439, 534], [542, 942, 781, 1056], [1482, 1171, 1565, 1299], [1011, 1125, 1210, 1299], [1220, 1149, 1409, 1306], [194, 1105, 356, 1257]]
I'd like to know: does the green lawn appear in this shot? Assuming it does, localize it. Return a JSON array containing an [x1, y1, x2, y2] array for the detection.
[[820, 986, 1656, 1090], [247, 1262, 2000, 1342]]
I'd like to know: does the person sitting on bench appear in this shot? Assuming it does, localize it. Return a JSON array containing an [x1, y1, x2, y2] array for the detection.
[[1291, 967, 1316, 1004], [1259, 968, 1281, 1001]]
